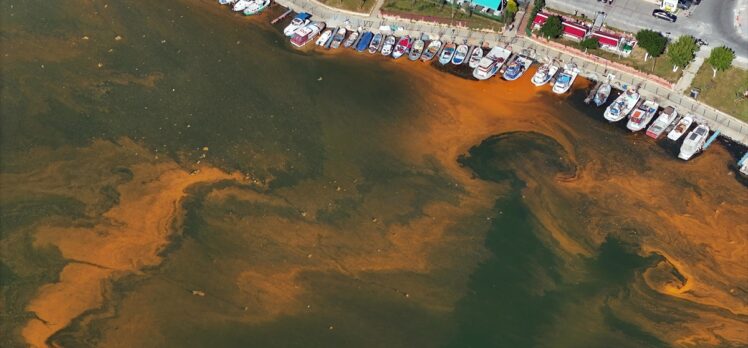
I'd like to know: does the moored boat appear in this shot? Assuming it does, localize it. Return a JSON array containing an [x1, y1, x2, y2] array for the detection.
[[530, 63, 558, 86], [421, 40, 442, 61], [243, 0, 270, 15], [408, 39, 425, 60], [290, 21, 325, 48], [502, 55, 532, 81], [343, 31, 359, 48], [438, 42, 455, 65], [551, 64, 579, 94], [646, 106, 678, 139], [603, 89, 640, 122], [219, 0, 237, 5], [392, 36, 412, 59], [381, 35, 396, 56], [451, 44, 469, 65], [330, 27, 347, 49], [356, 31, 373, 52], [472, 46, 511, 80], [593, 83, 612, 106], [678, 124, 709, 160], [232, 0, 253, 12], [283, 12, 311, 37], [667, 114, 694, 141], [626, 100, 659, 132], [468, 46, 483, 68], [315, 28, 333, 46], [368, 33, 383, 53]]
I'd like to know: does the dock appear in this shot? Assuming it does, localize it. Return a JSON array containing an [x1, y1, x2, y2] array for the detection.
[[703, 130, 721, 150], [270, 8, 293, 25], [739, 152, 748, 167]]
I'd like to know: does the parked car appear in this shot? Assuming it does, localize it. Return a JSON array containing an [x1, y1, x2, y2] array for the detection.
[[652, 9, 677, 22]]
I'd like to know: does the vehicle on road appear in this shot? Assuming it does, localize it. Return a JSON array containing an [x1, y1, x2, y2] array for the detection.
[[652, 9, 677, 23]]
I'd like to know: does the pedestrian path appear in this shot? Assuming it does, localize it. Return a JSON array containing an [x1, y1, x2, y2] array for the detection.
[[674, 55, 705, 93]]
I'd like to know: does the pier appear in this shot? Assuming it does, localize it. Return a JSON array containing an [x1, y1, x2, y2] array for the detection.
[[270, 8, 294, 24]]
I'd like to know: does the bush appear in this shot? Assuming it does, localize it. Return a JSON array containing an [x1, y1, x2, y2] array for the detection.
[[539, 15, 563, 38], [667, 35, 698, 70], [580, 37, 600, 50]]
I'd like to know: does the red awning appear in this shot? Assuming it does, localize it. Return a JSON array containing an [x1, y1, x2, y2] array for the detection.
[[562, 22, 587, 38], [533, 12, 548, 25], [592, 31, 620, 47]]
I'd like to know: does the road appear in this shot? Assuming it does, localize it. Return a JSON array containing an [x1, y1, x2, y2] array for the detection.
[[545, 0, 748, 65]]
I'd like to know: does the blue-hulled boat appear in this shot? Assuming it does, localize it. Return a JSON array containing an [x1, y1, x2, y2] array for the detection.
[[356, 32, 373, 52]]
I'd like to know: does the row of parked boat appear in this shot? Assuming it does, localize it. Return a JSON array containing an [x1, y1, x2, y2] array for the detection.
[[218, 0, 272, 16]]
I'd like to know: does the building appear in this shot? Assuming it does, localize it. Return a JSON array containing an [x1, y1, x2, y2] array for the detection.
[[591, 30, 621, 49], [562, 21, 588, 41], [448, 0, 505, 15]]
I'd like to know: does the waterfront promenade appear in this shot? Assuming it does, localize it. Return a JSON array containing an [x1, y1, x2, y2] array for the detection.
[[270, 0, 748, 145]]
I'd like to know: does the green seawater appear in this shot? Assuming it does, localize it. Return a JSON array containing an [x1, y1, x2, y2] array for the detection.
[[0, 1, 724, 347]]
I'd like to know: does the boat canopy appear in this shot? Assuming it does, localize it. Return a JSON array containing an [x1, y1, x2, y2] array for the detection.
[[296, 12, 311, 20]]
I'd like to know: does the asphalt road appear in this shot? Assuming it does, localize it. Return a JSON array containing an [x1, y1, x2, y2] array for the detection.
[[545, 0, 748, 64]]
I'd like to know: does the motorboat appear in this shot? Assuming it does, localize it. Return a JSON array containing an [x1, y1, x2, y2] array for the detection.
[[531, 63, 558, 86], [316, 28, 333, 46], [381, 35, 396, 56], [678, 124, 709, 160], [604, 89, 640, 122], [646, 106, 678, 139], [452, 44, 469, 65], [392, 36, 412, 59], [593, 83, 612, 106], [408, 39, 425, 60], [626, 100, 659, 132], [468, 46, 483, 68], [368, 33, 383, 53], [330, 27, 347, 49], [243, 0, 270, 15], [502, 55, 532, 81], [438, 42, 455, 65], [283, 13, 311, 37], [356, 31, 373, 52], [343, 31, 359, 48], [290, 21, 325, 48], [472, 46, 511, 80], [552, 64, 579, 94], [421, 40, 442, 61], [232, 0, 253, 12], [219, 0, 238, 5], [667, 114, 694, 141]]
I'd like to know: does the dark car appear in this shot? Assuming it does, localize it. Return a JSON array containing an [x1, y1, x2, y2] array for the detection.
[[652, 9, 677, 23]]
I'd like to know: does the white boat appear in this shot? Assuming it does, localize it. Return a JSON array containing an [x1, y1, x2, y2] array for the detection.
[[343, 31, 359, 48], [452, 44, 469, 65], [409, 39, 425, 60], [330, 27, 347, 49], [667, 114, 694, 141], [421, 40, 442, 62], [530, 63, 558, 86], [290, 22, 325, 48], [392, 36, 411, 59], [593, 83, 612, 107], [283, 13, 311, 37], [646, 106, 678, 139], [368, 33, 382, 53], [381, 35, 396, 56], [219, 0, 238, 5], [438, 42, 455, 65], [502, 55, 532, 81], [468, 46, 483, 68], [232, 0, 253, 12], [472, 46, 512, 80], [678, 124, 709, 160], [552, 64, 579, 94], [604, 89, 640, 122], [315, 28, 333, 46], [626, 100, 659, 132], [243, 0, 270, 15], [740, 154, 748, 176]]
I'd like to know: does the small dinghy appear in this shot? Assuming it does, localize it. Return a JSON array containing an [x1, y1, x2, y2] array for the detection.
[[678, 124, 709, 160], [408, 39, 425, 61], [381, 35, 396, 56], [451, 44, 469, 65], [368, 33, 383, 53], [626, 100, 659, 132], [421, 40, 442, 62], [667, 114, 694, 141], [392, 36, 412, 59], [468, 46, 483, 68], [316, 28, 333, 46], [343, 31, 359, 48], [593, 83, 612, 106], [439, 42, 455, 65], [243, 0, 270, 15]]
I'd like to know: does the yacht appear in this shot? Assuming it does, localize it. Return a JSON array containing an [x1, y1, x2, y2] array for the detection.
[[646, 106, 678, 139], [604, 89, 640, 122], [468, 46, 483, 68], [283, 13, 311, 37], [381, 35, 396, 56], [531, 63, 558, 86], [502, 55, 532, 81], [552, 64, 579, 94], [290, 22, 325, 48], [626, 100, 659, 132], [472, 46, 511, 80], [678, 124, 709, 160], [667, 114, 694, 141]]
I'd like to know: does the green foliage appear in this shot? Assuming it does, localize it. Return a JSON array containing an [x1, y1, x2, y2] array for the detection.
[[539, 15, 563, 38], [526, 0, 545, 33], [667, 35, 698, 68], [580, 37, 600, 50], [707, 46, 735, 73], [504, 0, 518, 23], [635, 29, 667, 58]]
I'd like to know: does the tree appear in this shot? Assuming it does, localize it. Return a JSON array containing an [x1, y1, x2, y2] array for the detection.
[[707, 46, 735, 78], [504, 0, 518, 24], [580, 37, 600, 50], [539, 15, 563, 39], [635, 29, 667, 61], [667, 35, 698, 72]]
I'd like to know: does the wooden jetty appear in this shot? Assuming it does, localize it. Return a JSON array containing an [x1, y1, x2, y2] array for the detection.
[[270, 8, 293, 25]]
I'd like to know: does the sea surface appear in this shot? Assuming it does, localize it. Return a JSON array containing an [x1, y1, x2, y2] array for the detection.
[[2, 1, 747, 347]]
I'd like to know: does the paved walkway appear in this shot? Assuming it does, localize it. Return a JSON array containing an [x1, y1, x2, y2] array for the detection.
[[674, 55, 705, 93], [272, 0, 748, 145]]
